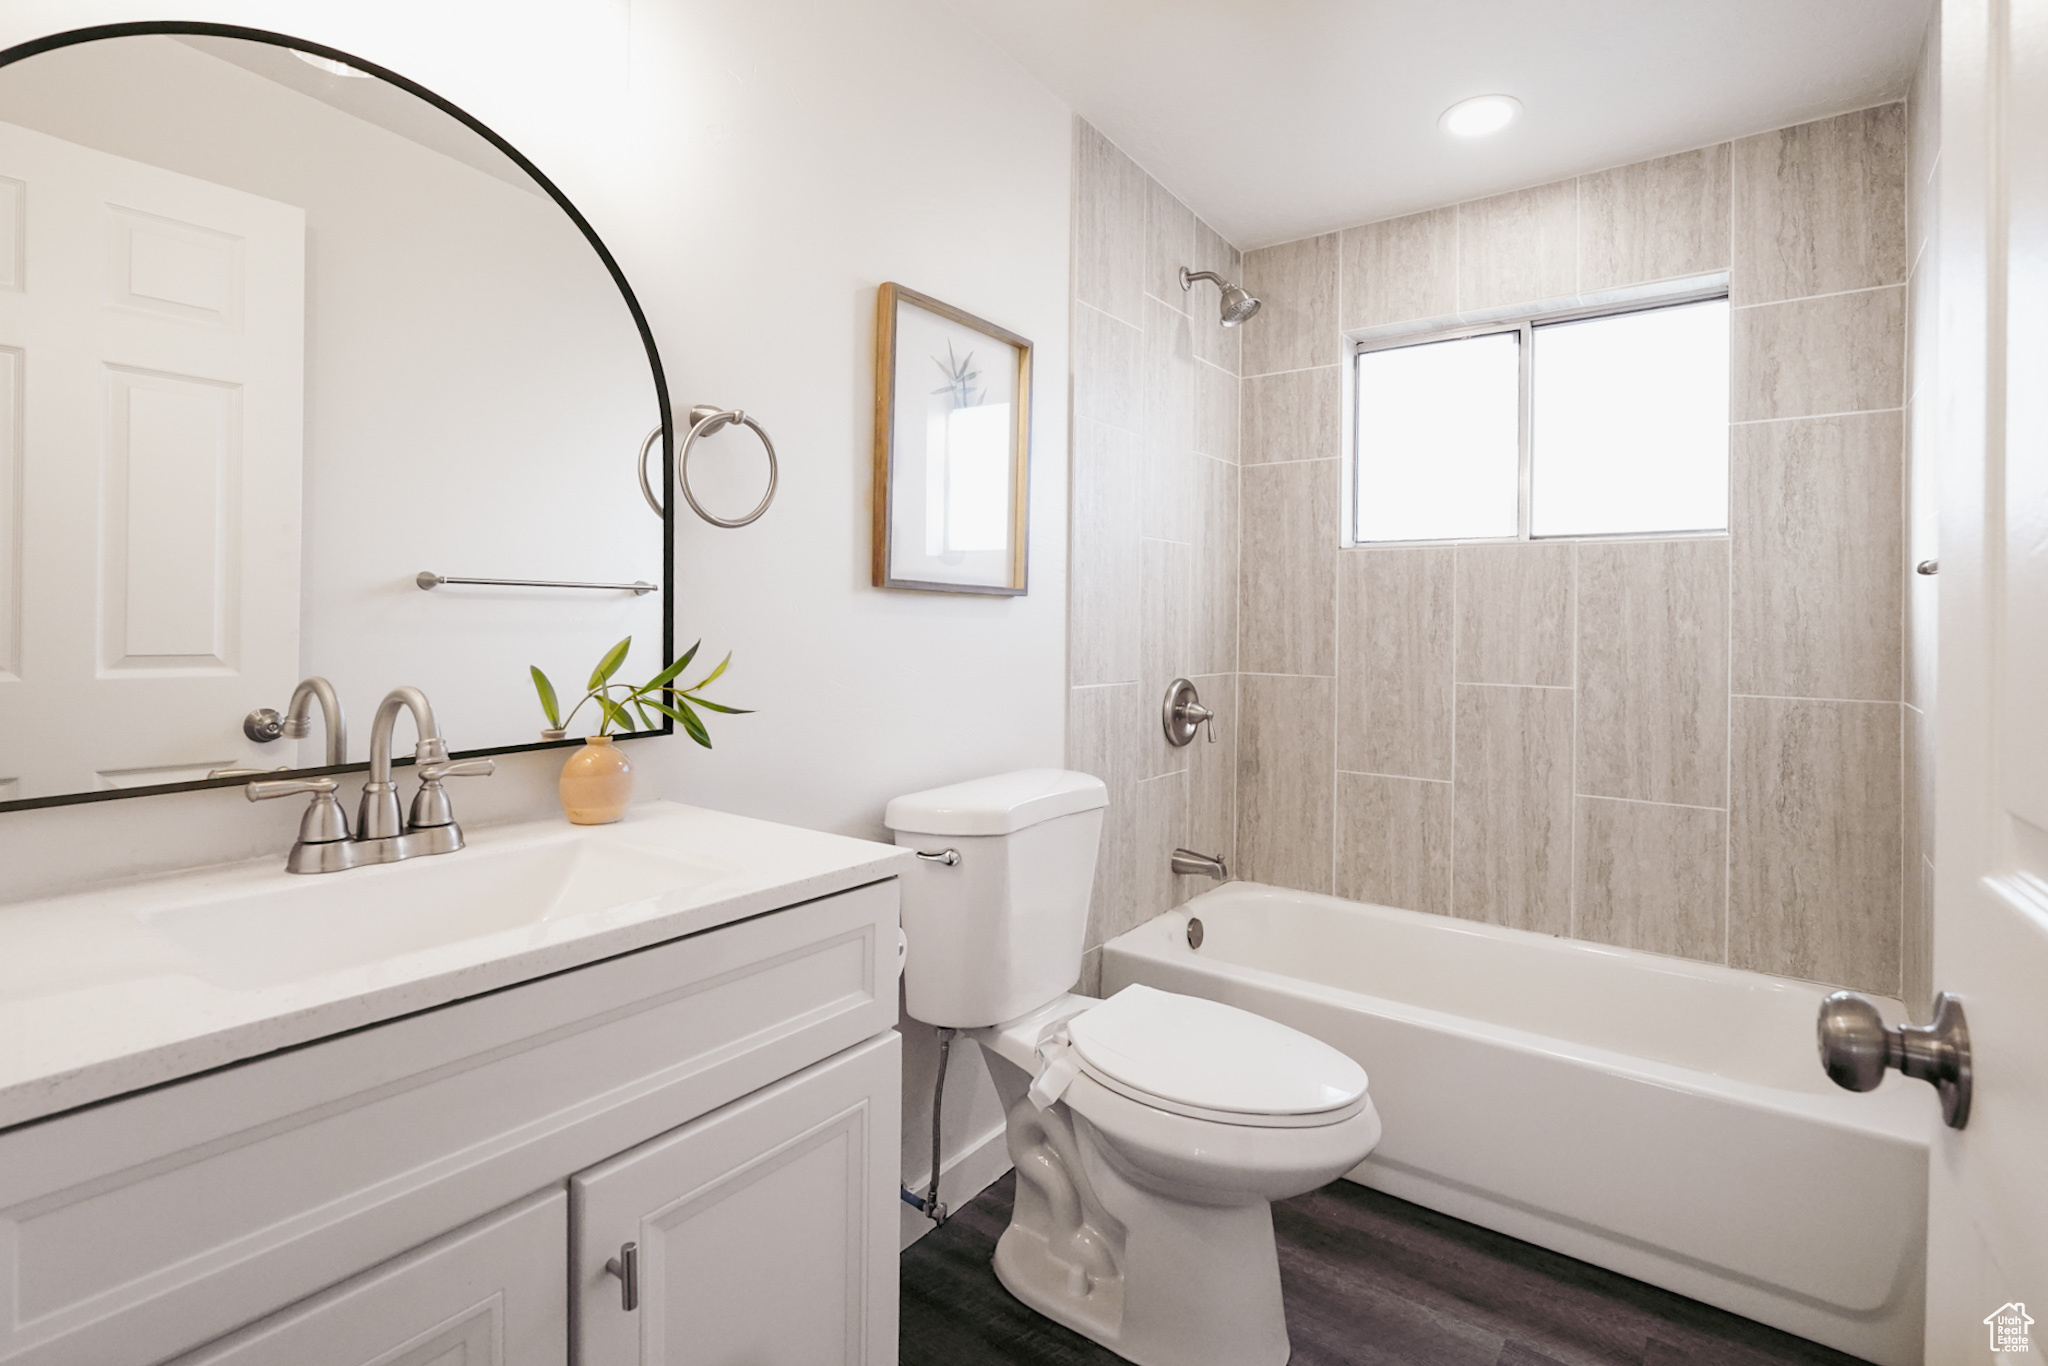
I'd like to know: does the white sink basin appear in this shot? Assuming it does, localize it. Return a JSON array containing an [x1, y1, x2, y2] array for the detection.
[[0, 801, 912, 1131], [138, 835, 733, 990]]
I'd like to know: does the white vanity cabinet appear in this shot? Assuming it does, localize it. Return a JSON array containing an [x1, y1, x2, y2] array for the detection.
[[573, 1034, 900, 1363], [168, 1190, 570, 1366], [0, 873, 902, 1366]]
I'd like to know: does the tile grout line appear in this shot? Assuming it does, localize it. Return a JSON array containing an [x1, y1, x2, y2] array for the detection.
[[1732, 691, 1903, 706], [1725, 172, 1736, 971], [1578, 792, 1729, 815], [1731, 406, 1904, 427], [1329, 243, 1343, 899], [1242, 360, 1343, 381], [1569, 541, 1579, 942], [1729, 279, 1907, 311], [1448, 544, 1459, 917], [1337, 768, 1454, 785], [1897, 141, 1914, 1000]]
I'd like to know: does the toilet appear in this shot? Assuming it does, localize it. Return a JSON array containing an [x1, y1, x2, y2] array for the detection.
[[886, 769, 1382, 1366]]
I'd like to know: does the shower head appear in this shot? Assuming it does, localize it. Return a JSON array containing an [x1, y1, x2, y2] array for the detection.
[[1178, 266, 1262, 327]]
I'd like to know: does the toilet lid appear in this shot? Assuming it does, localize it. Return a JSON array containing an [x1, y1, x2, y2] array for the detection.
[[1065, 984, 1368, 1125]]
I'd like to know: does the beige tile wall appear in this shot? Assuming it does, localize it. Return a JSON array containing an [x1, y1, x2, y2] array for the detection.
[[1068, 120, 1243, 993], [1234, 105, 1912, 996]]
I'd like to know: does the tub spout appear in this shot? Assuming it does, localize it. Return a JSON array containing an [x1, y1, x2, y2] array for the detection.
[[1171, 848, 1228, 881]]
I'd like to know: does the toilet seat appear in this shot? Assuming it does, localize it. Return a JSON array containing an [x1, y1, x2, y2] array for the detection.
[[1065, 985, 1369, 1129]]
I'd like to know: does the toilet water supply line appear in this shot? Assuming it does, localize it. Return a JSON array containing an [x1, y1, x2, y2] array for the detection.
[[899, 1021, 1082, 1225], [901, 1026, 956, 1225]]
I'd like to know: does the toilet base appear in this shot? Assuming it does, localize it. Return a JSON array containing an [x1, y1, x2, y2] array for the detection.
[[983, 1053, 1294, 1366]]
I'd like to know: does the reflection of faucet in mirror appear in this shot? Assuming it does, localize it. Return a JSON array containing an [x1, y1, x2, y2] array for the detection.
[[243, 676, 350, 767], [247, 685, 493, 874], [282, 677, 349, 767]]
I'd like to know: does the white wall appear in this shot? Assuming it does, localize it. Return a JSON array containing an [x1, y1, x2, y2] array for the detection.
[[0, 0, 1070, 1228]]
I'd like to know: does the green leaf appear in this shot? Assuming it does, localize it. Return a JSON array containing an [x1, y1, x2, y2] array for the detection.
[[588, 636, 633, 690], [681, 695, 752, 714], [595, 695, 633, 734], [689, 651, 731, 691], [530, 666, 562, 729], [647, 696, 711, 747], [642, 640, 701, 692], [631, 698, 655, 731], [673, 697, 713, 748]]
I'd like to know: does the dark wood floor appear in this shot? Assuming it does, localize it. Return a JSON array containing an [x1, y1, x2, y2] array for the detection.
[[900, 1172, 1872, 1366]]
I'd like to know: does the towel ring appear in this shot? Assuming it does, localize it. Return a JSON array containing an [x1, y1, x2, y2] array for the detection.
[[637, 405, 779, 528]]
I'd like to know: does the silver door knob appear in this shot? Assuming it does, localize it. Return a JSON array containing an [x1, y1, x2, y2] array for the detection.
[[1817, 990, 1971, 1128]]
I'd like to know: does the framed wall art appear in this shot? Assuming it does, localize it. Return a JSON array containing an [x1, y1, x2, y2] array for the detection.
[[872, 282, 1031, 594]]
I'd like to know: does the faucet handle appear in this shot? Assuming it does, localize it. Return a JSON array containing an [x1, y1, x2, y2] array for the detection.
[[410, 757, 493, 831], [247, 776, 351, 847], [418, 758, 494, 782], [246, 776, 338, 801]]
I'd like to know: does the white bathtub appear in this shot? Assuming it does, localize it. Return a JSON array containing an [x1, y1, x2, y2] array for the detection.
[[1100, 882, 1930, 1366]]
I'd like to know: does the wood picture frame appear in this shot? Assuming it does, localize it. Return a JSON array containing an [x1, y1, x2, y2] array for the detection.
[[871, 282, 1031, 594]]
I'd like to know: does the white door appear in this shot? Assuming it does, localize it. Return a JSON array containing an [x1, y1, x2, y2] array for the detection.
[[166, 1188, 566, 1366], [1924, 1, 2048, 1358], [0, 118, 304, 800], [572, 1033, 901, 1366]]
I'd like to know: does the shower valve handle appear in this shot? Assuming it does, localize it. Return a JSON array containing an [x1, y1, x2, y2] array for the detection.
[[1162, 678, 1217, 747]]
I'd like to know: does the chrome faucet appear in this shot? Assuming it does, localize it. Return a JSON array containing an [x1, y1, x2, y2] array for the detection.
[[247, 685, 492, 873], [1170, 848, 1229, 881]]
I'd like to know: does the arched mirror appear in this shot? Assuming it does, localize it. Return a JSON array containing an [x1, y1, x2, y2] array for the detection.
[[0, 24, 673, 812]]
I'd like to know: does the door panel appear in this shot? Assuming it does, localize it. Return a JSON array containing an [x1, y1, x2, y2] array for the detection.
[[1925, 0, 2048, 1355], [0, 117, 303, 796], [572, 1033, 900, 1366], [167, 1188, 565, 1366]]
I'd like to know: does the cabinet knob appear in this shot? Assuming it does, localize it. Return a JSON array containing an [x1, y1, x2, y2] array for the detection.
[[605, 1240, 639, 1311]]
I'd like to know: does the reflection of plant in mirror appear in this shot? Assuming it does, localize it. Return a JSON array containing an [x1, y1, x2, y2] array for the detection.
[[529, 638, 749, 746]]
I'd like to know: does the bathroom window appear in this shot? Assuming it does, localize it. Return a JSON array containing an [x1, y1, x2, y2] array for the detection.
[[1351, 295, 1729, 543]]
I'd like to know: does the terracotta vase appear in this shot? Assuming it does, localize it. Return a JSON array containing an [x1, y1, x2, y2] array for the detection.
[[559, 736, 633, 824]]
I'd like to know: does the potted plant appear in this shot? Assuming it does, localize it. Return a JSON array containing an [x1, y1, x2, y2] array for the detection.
[[530, 637, 748, 824]]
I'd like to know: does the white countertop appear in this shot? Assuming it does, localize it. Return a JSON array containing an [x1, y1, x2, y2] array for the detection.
[[0, 801, 911, 1130]]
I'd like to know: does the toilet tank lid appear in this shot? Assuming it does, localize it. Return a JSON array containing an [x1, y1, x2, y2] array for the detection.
[[884, 769, 1107, 836]]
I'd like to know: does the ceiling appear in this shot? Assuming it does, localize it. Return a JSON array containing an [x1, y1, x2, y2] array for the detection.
[[177, 35, 544, 197], [946, 0, 1934, 249]]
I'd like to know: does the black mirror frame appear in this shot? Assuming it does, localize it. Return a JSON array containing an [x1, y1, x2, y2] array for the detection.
[[0, 21, 676, 815]]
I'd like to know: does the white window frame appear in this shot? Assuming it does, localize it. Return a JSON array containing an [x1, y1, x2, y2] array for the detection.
[[1340, 278, 1732, 548]]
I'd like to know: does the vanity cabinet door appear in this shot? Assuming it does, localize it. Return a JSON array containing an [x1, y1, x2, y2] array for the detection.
[[168, 1189, 565, 1366], [572, 1032, 900, 1365]]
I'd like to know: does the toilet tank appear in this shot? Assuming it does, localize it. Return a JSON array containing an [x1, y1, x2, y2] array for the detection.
[[884, 769, 1107, 1029]]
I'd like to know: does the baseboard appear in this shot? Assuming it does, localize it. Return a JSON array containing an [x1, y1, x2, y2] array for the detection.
[[900, 1119, 1012, 1250]]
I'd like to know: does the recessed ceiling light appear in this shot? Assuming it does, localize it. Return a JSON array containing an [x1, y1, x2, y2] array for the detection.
[[292, 50, 371, 78], [1440, 94, 1523, 139]]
